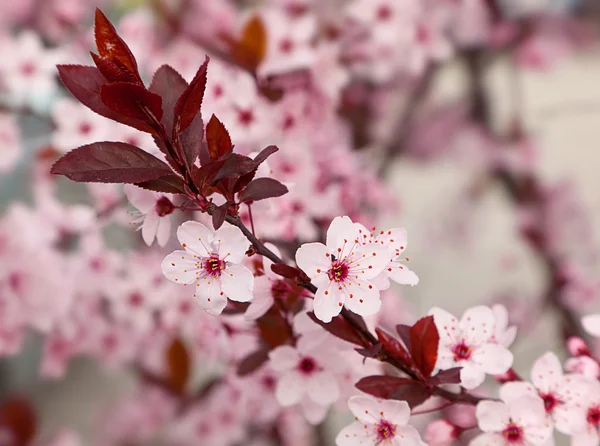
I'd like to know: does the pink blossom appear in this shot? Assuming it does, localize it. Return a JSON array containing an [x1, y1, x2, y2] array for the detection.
[[499, 352, 589, 435], [429, 306, 514, 389], [570, 379, 600, 446], [162, 221, 254, 315], [425, 419, 460, 446], [295, 216, 389, 322], [582, 314, 600, 337], [124, 184, 175, 247], [244, 243, 282, 320], [472, 395, 553, 446], [335, 395, 425, 446], [490, 304, 518, 348], [0, 113, 22, 173], [269, 336, 345, 408]]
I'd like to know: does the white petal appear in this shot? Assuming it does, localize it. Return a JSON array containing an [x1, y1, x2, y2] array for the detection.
[[161, 251, 200, 285], [326, 216, 359, 253], [476, 401, 510, 432], [194, 276, 226, 315], [307, 371, 339, 405], [348, 395, 380, 423], [387, 264, 419, 286], [342, 279, 381, 317], [429, 307, 460, 345], [552, 403, 587, 435], [177, 221, 213, 256], [124, 184, 155, 213], [499, 382, 538, 404], [375, 227, 408, 253], [469, 433, 506, 446], [459, 306, 495, 345], [531, 351, 563, 393], [214, 225, 250, 264], [471, 343, 513, 375], [141, 211, 159, 246], [312, 277, 343, 323], [509, 395, 548, 429], [350, 244, 390, 279], [220, 263, 254, 302], [269, 345, 300, 372], [275, 371, 304, 406], [155, 216, 171, 247], [301, 398, 329, 425], [582, 314, 600, 337], [460, 364, 487, 389], [295, 242, 331, 279], [393, 425, 426, 446], [335, 421, 372, 446]]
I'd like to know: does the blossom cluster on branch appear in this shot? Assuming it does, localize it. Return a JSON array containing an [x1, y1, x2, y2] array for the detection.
[[0, 0, 599, 445]]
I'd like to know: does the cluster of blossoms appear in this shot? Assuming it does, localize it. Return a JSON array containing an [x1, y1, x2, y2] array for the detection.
[[0, 0, 599, 445]]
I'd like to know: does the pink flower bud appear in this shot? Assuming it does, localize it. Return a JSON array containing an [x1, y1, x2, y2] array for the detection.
[[567, 336, 590, 357], [425, 420, 459, 445]]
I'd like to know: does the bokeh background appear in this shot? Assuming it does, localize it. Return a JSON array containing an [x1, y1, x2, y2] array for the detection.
[[1, 0, 600, 444]]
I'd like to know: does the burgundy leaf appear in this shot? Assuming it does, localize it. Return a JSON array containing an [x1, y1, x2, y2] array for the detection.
[[257, 307, 293, 348], [375, 328, 413, 366], [270, 263, 299, 279], [214, 154, 256, 181], [206, 114, 233, 161], [239, 178, 288, 203], [212, 203, 228, 230], [237, 347, 270, 376], [165, 338, 190, 395], [409, 316, 440, 378], [389, 382, 433, 408], [173, 56, 209, 136], [355, 343, 383, 360], [90, 52, 139, 84], [150, 64, 188, 136], [228, 16, 267, 73], [427, 367, 462, 386], [94, 8, 141, 83], [179, 113, 203, 173], [100, 82, 163, 130], [0, 397, 37, 445], [135, 174, 187, 194], [252, 145, 279, 166], [192, 158, 227, 195], [57, 65, 152, 132], [307, 312, 367, 346], [396, 324, 412, 351], [51, 142, 174, 183], [233, 169, 257, 195], [355, 375, 419, 399]]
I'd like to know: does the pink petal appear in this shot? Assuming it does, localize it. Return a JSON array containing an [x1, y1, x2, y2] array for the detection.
[[469, 433, 506, 446], [295, 242, 331, 279], [124, 184, 155, 213], [161, 251, 200, 285], [221, 263, 254, 302], [348, 395, 380, 423], [429, 307, 460, 345], [375, 227, 408, 253], [335, 421, 372, 446], [393, 425, 426, 446], [177, 221, 213, 256], [214, 225, 250, 264], [276, 371, 304, 406], [530, 351, 563, 393], [307, 371, 339, 405], [269, 345, 300, 372], [326, 216, 359, 253], [476, 401, 510, 433], [387, 264, 419, 286], [244, 277, 274, 320], [460, 363, 487, 389], [582, 314, 600, 337], [351, 244, 390, 280], [459, 306, 495, 345], [263, 243, 282, 280], [342, 279, 381, 317], [471, 343, 513, 375], [509, 395, 548, 430], [499, 382, 538, 404], [155, 216, 171, 247], [312, 276, 343, 323], [141, 211, 159, 246], [194, 276, 226, 315]]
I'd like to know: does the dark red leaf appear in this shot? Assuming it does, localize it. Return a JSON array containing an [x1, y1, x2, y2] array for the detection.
[[51, 142, 173, 183], [307, 312, 367, 346], [239, 178, 288, 203], [90, 52, 139, 84], [375, 328, 413, 365], [173, 56, 209, 136], [57, 65, 152, 132], [427, 367, 462, 386], [94, 8, 141, 83], [0, 396, 37, 445], [100, 82, 163, 130], [165, 338, 190, 395], [150, 64, 188, 136], [135, 174, 186, 194], [410, 316, 440, 378], [252, 145, 279, 166], [390, 382, 433, 408], [212, 203, 228, 230], [192, 158, 227, 195], [355, 343, 383, 361], [179, 113, 203, 172], [214, 154, 256, 181], [233, 169, 257, 195], [396, 324, 412, 351], [355, 375, 418, 398], [206, 115, 233, 161], [257, 307, 292, 348], [270, 263, 299, 279], [228, 16, 267, 73], [237, 347, 270, 376]]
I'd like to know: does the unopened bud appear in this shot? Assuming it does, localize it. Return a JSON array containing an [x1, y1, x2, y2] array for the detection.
[[425, 420, 460, 446]]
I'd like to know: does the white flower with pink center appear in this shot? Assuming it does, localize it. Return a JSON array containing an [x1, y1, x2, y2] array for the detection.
[[472, 395, 553, 446], [355, 223, 419, 289], [499, 352, 589, 435], [571, 379, 600, 446], [335, 395, 425, 446], [161, 221, 254, 315], [124, 185, 176, 247], [269, 336, 344, 408], [295, 216, 389, 323], [582, 314, 600, 337], [429, 306, 514, 389]]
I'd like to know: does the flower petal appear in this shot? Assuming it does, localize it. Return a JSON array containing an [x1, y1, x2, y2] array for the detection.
[[429, 307, 460, 346], [476, 401, 510, 433], [214, 225, 250, 264], [194, 277, 227, 315], [295, 242, 331, 279], [393, 425, 426, 446], [387, 264, 419, 286], [155, 216, 171, 247], [460, 363, 486, 389], [499, 381, 538, 404], [221, 263, 254, 302], [342, 279, 381, 317], [469, 433, 506, 446], [335, 421, 372, 446], [276, 371, 304, 406], [307, 371, 339, 405], [162, 251, 200, 284], [326, 216, 359, 253], [582, 314, 600, 337], [177, 221, 213, 256], [269, 345, 300, 372], [459, 306, 495, 345], [350, 244, 389, 279], [141, 211, 159, 246], [376, 227, 408, 253], [312, 276, 343, 323], [530, 351, 563, 393], [471, 343, 513, 375], [244, 277, 274, 320], [124, 184, 155, 213]]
